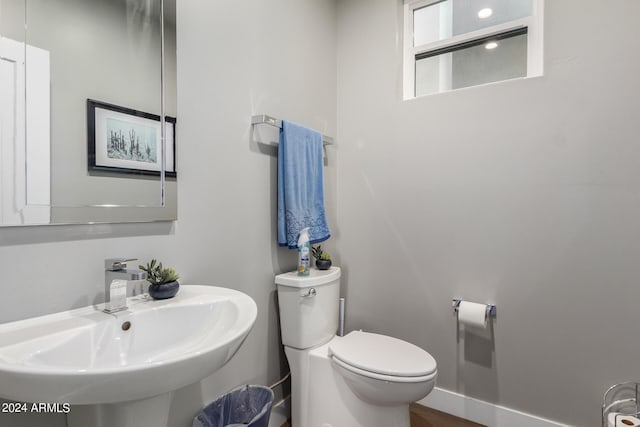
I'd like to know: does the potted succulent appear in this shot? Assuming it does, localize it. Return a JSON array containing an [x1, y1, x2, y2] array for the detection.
[[311, 245, 332, 270], [139, 259, 180, 300]]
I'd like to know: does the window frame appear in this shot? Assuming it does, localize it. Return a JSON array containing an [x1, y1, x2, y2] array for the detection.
[[403, 0, 544, 99]]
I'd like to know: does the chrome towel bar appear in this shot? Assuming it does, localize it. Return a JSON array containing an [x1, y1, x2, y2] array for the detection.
[[251, 114, 335, 146]]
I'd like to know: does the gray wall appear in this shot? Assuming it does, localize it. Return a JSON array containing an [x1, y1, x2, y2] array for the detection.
[[335, 0, 640, 426], [0, 0, 336, 426]]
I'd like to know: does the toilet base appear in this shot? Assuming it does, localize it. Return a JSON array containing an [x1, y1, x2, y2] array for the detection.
[[285, 342, 411, 427]]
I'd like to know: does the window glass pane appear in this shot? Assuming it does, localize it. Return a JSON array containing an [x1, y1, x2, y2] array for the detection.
[[415, 32, 527, 97], [414, 0, 532, 46], [414, 1, 452, 47], [415, 51, 453, 96]]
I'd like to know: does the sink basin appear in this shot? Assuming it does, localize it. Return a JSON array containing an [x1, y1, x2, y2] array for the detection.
[[0, 285, 257, 405]]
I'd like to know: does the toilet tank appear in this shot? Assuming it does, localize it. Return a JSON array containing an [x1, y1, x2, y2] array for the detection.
[[275, 267, 341, 350]]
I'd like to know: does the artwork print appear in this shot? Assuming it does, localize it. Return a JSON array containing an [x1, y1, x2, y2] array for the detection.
[[106, 118, 157, 164], [87, 99, 176, 177]]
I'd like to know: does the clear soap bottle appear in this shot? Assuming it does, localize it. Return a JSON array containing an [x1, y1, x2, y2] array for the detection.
[[297, 227, 311, 276]]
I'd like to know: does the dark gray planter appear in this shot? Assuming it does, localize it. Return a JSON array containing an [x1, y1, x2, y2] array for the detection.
[[148, 281, 179, 299], [315, 259, 332, 270]]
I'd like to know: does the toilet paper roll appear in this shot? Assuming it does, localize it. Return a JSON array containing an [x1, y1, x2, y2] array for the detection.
[[457, 301, 488, 329], [608, 413, 640, 427]]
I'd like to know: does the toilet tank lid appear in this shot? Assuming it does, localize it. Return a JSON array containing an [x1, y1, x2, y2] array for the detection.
[[275, 267, 341, 287]]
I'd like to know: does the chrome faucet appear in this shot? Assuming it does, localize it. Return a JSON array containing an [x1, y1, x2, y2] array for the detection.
[[104, 258, 147, 313]]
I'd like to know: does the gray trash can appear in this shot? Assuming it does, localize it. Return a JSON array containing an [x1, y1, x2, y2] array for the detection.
[[193, 385, 274, 427]]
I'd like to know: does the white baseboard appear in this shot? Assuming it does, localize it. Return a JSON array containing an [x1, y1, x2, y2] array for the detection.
[[268, 396, 290, 427], [418, 387, 568, 427]]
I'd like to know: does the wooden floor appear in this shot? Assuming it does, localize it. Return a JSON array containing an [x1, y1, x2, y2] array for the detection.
[[409, 403, 486, 427], [280, 403, 486, 427]]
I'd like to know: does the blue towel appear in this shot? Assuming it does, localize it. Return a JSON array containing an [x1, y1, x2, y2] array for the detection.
[[278, 120, 331, 248]]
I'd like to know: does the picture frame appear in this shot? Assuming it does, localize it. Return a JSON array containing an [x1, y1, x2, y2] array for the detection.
[[87, 99, 176, 177]]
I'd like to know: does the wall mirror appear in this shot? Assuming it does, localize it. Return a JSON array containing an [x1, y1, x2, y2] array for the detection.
[[0, 0, 177, 226]]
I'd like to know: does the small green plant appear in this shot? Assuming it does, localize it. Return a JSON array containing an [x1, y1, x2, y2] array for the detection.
[[311, 245, 331, 261], [139, 259, 180, 285]]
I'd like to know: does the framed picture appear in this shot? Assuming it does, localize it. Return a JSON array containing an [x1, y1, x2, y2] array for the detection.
[[87, 99, 176, 177]]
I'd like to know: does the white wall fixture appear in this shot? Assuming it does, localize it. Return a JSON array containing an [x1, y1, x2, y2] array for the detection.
[[0, 286, 257, 427], [276, 267, 438, 427]]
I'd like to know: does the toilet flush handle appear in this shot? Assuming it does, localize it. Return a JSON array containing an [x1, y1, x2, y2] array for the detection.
[[301, 288, 317, 298]]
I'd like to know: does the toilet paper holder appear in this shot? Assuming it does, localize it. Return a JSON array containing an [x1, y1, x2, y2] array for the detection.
[[452, 299, 496, 318], [602, 382, 640, 427]]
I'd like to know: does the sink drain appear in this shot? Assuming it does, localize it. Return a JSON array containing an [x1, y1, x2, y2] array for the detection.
[[121, 321, 132, 331]]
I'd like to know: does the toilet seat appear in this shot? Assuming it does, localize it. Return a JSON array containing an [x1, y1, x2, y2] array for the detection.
[[332, 356, 437, 383], [329, 331, 437, 382]]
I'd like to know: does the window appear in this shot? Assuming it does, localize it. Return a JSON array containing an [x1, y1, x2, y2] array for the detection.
[[403, 0, 543, 99]]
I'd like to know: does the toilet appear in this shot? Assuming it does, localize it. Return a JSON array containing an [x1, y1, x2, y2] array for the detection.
[[275, 267, 437, 427]]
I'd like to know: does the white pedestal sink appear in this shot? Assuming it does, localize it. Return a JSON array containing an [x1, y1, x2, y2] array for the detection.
[[0, 285, 257, 427]]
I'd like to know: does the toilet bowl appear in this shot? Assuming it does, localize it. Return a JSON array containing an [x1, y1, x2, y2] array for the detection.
[[275, 267, 437, 427]]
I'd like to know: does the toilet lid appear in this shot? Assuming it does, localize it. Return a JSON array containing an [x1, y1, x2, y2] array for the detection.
[[329, 331, 437, 378]]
